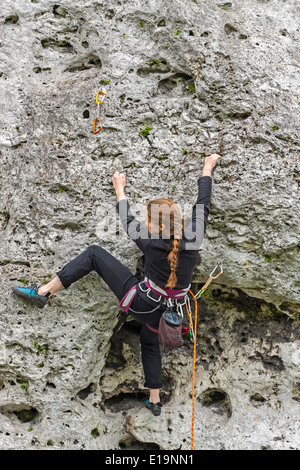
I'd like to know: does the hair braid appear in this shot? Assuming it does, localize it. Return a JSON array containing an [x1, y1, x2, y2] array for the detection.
[[166, 216, 183, 289]]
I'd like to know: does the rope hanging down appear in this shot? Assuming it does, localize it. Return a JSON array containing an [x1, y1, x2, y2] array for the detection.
[[186, 262, 223, 450], [92, 90, 106, 134]]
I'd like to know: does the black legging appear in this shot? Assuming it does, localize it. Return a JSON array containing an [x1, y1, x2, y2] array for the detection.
[[56, 244, 164, 389]]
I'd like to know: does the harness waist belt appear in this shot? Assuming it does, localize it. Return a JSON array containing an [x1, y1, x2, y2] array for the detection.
[[119, 277, 190, 312], [144, 277, 190, 299]]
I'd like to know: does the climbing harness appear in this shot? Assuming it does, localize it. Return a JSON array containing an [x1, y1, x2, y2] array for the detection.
[[119, 279, 190, 349], [119, 277, 190, 312], [185, 262, 223, 450], [92, 90, 106, 134]]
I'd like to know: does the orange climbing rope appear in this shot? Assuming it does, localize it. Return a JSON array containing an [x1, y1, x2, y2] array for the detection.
[[188, 289, 198, 451], [187, 263, 223, 450]]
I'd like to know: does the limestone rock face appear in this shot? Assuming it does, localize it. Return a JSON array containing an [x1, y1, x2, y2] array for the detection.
[[0, 0, 299, 450]]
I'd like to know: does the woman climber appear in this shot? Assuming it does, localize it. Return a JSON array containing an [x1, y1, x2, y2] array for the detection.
[[12, 153, 222, 416]]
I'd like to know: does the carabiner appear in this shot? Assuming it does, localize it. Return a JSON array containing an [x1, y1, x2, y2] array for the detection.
[[96, 90, 106, 104], [210, 262, 223, 279], [92, 118, 102, 134], [194, 262, 223, 299]]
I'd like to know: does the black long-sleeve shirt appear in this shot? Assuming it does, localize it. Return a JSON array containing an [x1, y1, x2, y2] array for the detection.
[[116, 176, 212, 289]]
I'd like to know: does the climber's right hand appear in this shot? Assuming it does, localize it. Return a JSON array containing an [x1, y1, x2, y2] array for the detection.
[[202, 154, 222, 177], [204, 154, 222, 170]]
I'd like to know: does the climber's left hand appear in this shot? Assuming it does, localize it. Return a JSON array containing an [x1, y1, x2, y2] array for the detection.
[[112, 172, 126, 201]]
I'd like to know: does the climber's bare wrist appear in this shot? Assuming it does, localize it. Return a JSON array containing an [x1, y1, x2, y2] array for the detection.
[[202, 167, 212, 177], [116, 189, 126, 202]]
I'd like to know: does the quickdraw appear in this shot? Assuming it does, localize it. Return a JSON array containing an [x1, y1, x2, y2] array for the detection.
[[184, 262, 223, 450], [92, 90, 106, 134], [194, 262, 223, 300]]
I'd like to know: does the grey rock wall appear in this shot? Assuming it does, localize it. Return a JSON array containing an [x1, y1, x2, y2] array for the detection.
[[0, 0, 299, 450]]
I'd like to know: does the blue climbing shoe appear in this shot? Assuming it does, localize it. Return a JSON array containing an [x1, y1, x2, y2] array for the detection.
[[145, 399, 162, 416], [11, 284, 50, 308]]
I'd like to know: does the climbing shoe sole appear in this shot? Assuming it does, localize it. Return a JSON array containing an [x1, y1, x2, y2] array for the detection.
[[11, 286, 49, 309]]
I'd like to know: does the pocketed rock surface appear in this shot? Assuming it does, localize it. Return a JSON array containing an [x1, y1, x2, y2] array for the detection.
[[0, 0, 299, 449]]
